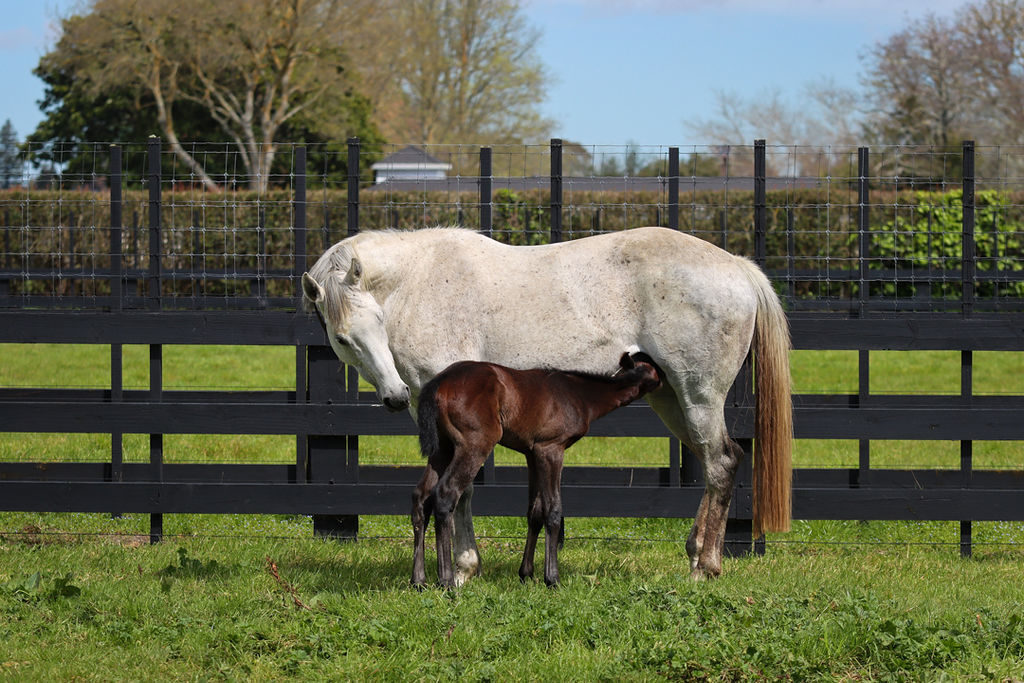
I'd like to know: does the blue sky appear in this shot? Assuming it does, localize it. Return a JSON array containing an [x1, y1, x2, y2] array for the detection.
[[2, 0, 968, 146]]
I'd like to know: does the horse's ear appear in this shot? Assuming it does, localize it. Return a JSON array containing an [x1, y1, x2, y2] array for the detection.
[[301, 272, 324, 306], [344, 257, 363, 286], [619, 352, 635, 370]]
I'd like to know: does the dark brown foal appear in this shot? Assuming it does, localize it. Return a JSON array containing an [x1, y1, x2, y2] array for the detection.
[[411, 353, 662, 588]]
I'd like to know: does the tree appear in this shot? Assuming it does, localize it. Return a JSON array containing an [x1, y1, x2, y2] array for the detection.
[[0, 120, 20, 189], [686, 86, 861, 177], [860, 11, 972, 150], [364, 0, 553, 144], [34, 0, 381, 191], [27, 17, 225, 182], [958, 0, 1024, 145]]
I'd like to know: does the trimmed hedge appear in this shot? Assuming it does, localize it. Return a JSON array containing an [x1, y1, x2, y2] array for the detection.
[[1, 187, 1021, 301]]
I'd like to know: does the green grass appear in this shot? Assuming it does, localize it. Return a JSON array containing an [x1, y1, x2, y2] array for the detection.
[[2, 514, 1024, 680]]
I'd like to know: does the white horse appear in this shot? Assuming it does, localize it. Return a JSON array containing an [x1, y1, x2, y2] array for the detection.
[[301, 226, 792, 583]]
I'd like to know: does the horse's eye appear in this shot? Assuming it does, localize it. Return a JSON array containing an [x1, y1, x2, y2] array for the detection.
[[335, 335, 350, 347]]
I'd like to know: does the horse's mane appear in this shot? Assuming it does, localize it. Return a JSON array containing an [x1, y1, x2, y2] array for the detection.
[[304, 241, 353, 315]]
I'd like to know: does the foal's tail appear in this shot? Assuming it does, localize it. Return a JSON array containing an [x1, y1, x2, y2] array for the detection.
[[417, 377, 442, 461], [738, 258, 793, 536]]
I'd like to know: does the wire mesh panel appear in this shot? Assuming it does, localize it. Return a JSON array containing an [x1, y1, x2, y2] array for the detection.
[[2, 139, 1023, 313]]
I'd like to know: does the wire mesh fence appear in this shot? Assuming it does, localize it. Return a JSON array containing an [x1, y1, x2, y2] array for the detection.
[[3, 139, 1023, 312]]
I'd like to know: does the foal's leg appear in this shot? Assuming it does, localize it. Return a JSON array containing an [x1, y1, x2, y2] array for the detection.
[[433, 442, 494, 588], [411, 457, 444, 588], [452, 484, 482, 586], [518, 453, 542, 582], [519, 446, 565, 586], [537, 446, 565, 587]]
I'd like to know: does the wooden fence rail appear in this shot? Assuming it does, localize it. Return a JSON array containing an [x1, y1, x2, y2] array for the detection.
[[1, 140, 1022, 556]]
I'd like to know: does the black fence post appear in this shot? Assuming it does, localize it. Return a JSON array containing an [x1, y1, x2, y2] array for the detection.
[[480, 146, 493, 238], [149, 344, 163, 544], [109, 145, 123, 308], [858, 146, 870, 314], [292, 146, 310, 494], [726, 139, 767, 557], [257, 206, 267, 306], [668, 147, 679, 231], [109, 145, 123, 518], [857, 147, 872, 487], [346, 138, 362, 519], [308, 140, 360, 541], [962, 140, 976, 317], [146, 137, 162, 312], [347, 137, 360, 237], [294, 146, 307, 296], [550, 138, 562, 243], [753, 140, 766, 268], [961, 139, 976, 557], [145, 137, 163, 543]]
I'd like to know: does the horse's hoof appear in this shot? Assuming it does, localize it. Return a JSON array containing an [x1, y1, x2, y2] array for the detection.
[[411, 579, 427, 591], [544, 577, 560, 588], [690, 565, 720, 582]]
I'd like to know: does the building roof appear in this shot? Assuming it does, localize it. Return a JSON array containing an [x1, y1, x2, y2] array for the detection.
[[370, 146, 451, 171], [364, 175, 821, 193]]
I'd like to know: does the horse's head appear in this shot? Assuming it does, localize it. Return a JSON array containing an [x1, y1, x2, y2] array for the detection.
[[301, 259, 411, 412]]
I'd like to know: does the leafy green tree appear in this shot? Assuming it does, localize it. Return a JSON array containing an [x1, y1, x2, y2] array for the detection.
[[29, 0, 382, 191], [0, 119, 20, 188]]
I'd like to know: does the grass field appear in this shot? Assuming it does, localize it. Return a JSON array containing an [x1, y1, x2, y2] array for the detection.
[[2, 345, 1024, 679], [2, 514, 1024, 680]]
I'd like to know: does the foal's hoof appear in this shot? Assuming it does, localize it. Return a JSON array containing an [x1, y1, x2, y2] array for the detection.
[[411, 579, 427, 592]]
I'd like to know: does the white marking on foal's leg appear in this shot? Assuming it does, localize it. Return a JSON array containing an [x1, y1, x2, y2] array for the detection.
[[452, 485, 482, 586], [454, 549, 481, 587]]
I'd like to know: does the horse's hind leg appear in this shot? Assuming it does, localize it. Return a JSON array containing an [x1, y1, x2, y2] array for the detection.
[[691, 437, 744, 580], [685, 495, 710, 570], [648, 390, 742, 580]]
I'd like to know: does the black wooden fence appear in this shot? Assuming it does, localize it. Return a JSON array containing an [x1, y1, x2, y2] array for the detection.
[[1, 139, 1022, 555]]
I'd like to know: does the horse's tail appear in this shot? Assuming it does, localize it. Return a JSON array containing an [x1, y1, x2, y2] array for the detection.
[[417, 377, 442, 461], [738, 257, 793, 536]]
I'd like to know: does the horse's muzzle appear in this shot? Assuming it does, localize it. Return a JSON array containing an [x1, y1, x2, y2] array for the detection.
[[383, 387, 411, 412]]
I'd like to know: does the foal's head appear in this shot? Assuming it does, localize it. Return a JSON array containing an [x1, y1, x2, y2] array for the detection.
[[615, 352, 663, 398]]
